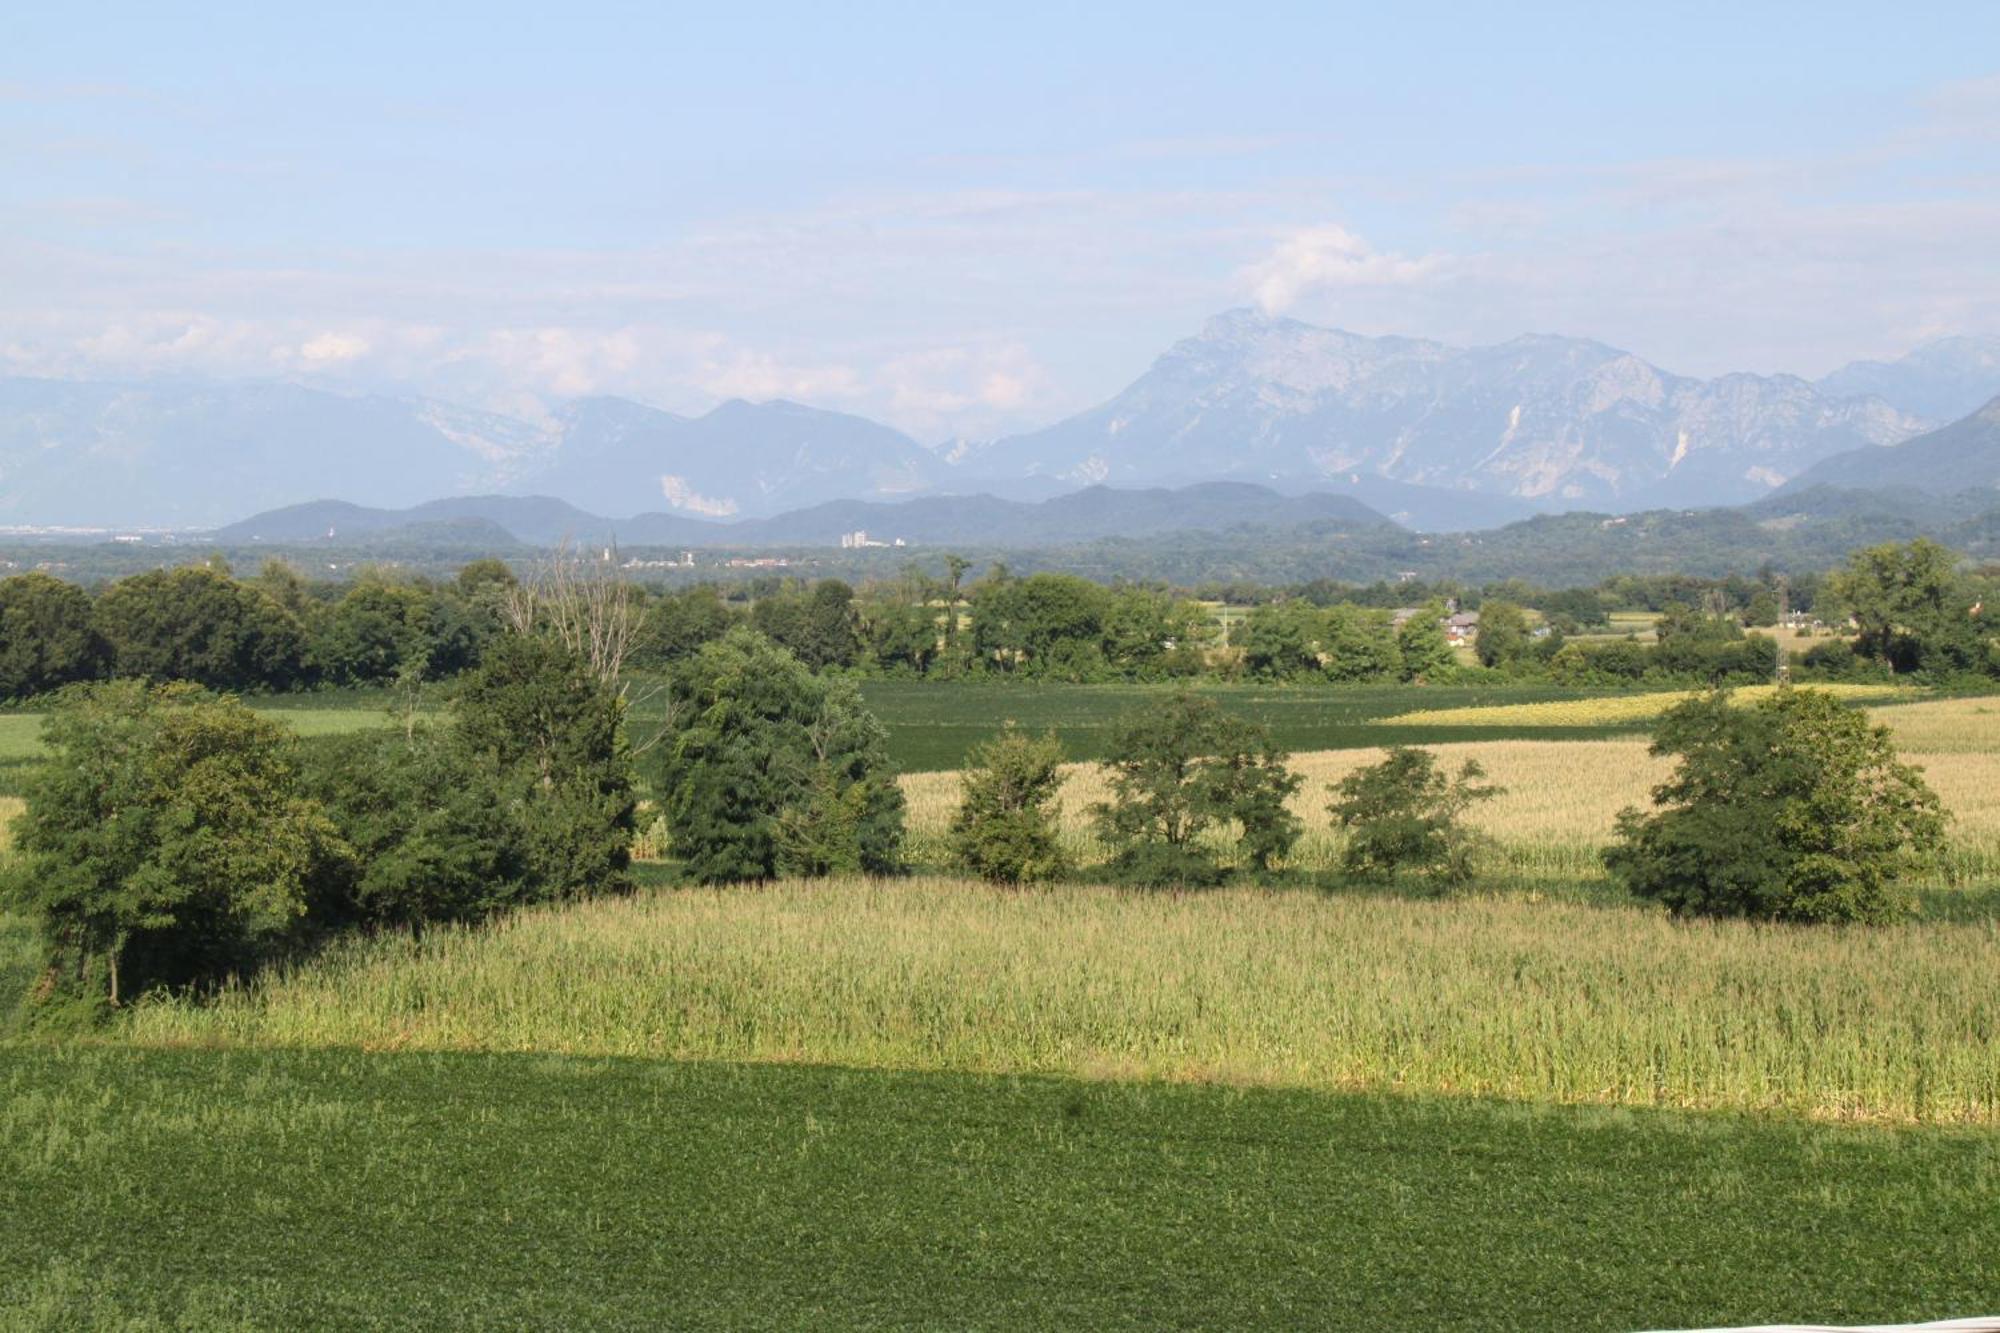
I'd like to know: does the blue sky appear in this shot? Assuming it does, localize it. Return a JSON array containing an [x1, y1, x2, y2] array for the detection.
[[4, 1, 1997, 437]]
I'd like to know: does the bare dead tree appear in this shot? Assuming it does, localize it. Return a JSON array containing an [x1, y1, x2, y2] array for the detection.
[[505, 538, 676, 752]]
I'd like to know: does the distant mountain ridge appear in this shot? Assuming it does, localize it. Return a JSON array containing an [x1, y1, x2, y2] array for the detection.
[[216, 481, 1399, 549], [7, 315, 2000, 530], [1779, 396, 2000, 496], [1815, 337, 2000, 422], [965, 310, 1935, 509]]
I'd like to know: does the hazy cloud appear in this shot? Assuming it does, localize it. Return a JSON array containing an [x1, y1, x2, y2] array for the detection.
[[1243, 225, 1449, 313]]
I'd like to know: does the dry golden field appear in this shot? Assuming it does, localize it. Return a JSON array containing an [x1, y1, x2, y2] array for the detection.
[[0, 798, 19, 855], [899, 693, 2000, 880], [1374, 682, 1905, 728]]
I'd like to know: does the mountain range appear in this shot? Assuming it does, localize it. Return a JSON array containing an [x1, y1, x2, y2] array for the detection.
[[215, 481, 1396, 550], [4, 316, 1998, 530]]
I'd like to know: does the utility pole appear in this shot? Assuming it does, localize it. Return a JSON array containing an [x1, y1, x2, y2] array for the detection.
[[1775, 575, 1790, 685]]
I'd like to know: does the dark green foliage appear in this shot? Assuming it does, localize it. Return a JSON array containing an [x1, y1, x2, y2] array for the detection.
[[636, 585, 738, 666], [859, 594, 941, 675], [453, 634, 636, 899], [971, 572, 1110, 678], [313, 579, 441, 685], [1651, 602, 1777, 682], [93, 566, 309, 691], [1828, 538, 1992, 676], [0, 572, 106, 701], [0, 682, 345, 1003], [1320, 605, 1399, 682], [1233, 601, 1320, 679], [648, 629, 904, 883], [751, 579, 864, 669], [1329, 747, 1501, 885], [1473, 600, 1531, 668], [1396, 611, 1456, 682], [296, 728, 532, 930], [1092, 692, 1302, 884], [1100, 585, 1208, 678], [949, 726, 1069, 884], [1605, 689, 1947, 923]]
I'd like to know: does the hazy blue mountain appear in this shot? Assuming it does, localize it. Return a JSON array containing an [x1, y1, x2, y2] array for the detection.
[[525, 396, 942, 518], [0, 381, 943, 529], [215, 495, 637, 546], [1779, 396, 2000, 496], [215, 481, 1396, 550], [1817, 338, 2000, 422], [0, 378, 539, 528], [969, 310, 1927, 509]]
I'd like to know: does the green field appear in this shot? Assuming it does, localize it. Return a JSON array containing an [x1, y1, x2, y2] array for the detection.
[[4, 1047, 1997, 1331], [0, 682, 1641, 791], [0, 704, 397, 797], [847, 680, 1648, 772]]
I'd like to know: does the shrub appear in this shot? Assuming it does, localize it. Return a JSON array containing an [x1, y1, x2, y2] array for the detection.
[[0, 682, 346, 1004], [1328, 747, 1501, 886], [1092, 692, 1301, 886], [1604, 688, 1946, 923], [949, 727, 1069, 884]]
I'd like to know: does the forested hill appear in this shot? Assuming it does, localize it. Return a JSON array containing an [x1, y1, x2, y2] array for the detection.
[[23, 480, 2000, 589], [216, 483, 1399, 548]]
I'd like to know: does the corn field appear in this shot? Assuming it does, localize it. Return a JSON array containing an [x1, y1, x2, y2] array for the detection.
[[121, 879, 2000, 1124]]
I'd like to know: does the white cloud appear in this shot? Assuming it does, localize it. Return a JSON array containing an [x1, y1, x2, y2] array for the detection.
[[1242, 225, 1448, 313], [298, 331, 370, 364]]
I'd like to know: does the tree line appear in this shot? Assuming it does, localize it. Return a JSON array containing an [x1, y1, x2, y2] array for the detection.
[[2, 539, 1995, 706]]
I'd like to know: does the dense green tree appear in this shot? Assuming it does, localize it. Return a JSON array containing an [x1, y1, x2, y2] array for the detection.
[[297, 727, 532, 931], [637, 585, 737, 666], [455, 558, 518, 598], [0, 682, 345, 1004], [1828, 539, 1987, 675], [454, 634, 636, 899], [1396, 610, 1457, 682], [1233, 602, 1320, 679], [1321, 605, 1400, 682], [1101, 586, 1206, 678], [314, 579, 442, 685], [752, 580, 864, 669], [1473, 601, 1531, 669], [0, 572, 106, 700], [648, 629, 904, 883], [949, 727, 1069, 884], [1092, 693, 1302, 885], [970, 573, 1109, 676], [858, 594, 941, 675], [1329, 748, 1501, 885], [1604, 688, 1946, 923], [93, 566, 309, 691]]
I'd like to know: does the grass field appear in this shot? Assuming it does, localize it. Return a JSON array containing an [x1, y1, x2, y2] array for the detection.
[[0, 705, 397, 797], [120, 880, 2000, 1124], [850, 680, 1653, 772], [6, 1048, 1995, 1331]]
